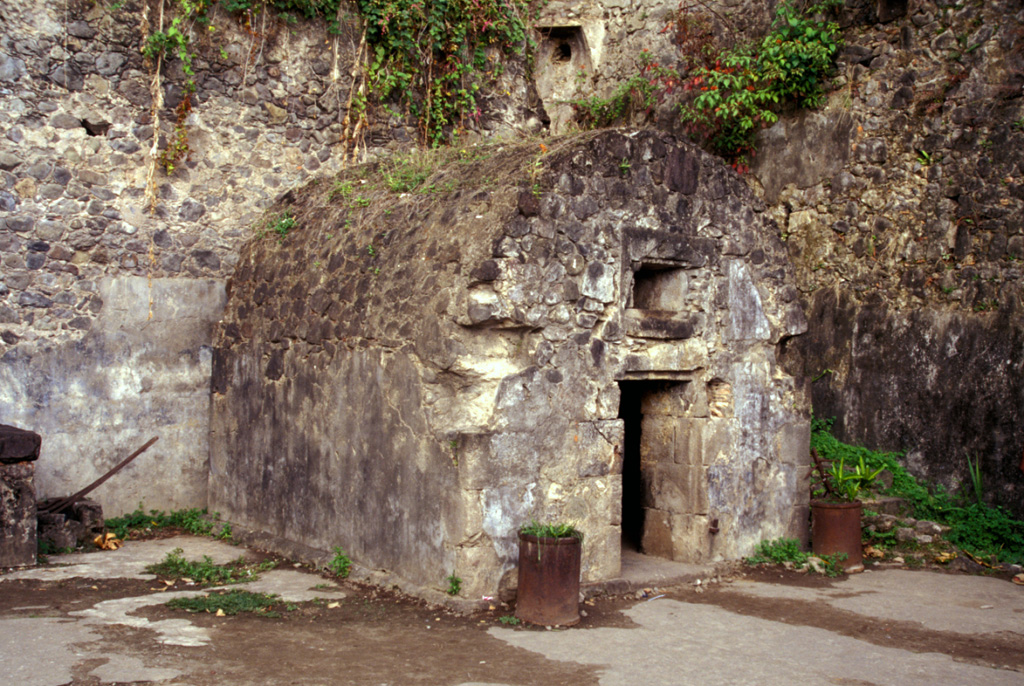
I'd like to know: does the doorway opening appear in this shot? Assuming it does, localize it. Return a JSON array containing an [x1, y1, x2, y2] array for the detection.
[[618, 380, 647, 552], [618, 378, 692, 556]]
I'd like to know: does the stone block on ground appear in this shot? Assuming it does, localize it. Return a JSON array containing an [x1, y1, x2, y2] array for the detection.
[[0, 424, 40, 567]]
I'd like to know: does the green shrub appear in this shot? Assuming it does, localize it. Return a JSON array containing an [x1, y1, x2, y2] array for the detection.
[[745, 537, 809, 566], [679, 0, 842, 165], [328, 546, 352, 578], [571, 52, 680, 129], [812, 418, 1024, 564]]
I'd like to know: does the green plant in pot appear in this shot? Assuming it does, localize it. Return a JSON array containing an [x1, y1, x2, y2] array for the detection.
[[515, 520, 583, 627], [810, 449, 885, 573]]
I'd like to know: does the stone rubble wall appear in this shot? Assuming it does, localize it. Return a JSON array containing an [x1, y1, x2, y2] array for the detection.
[[0, 0, 533, 512], [751, 0, 1024, 514]]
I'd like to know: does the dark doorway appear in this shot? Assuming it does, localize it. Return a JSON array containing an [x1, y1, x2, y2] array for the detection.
[[618, 377, 693, 557], [618, 381, 647, 551]]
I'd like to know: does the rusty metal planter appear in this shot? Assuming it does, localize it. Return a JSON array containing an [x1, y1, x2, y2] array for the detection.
[[811, 500, 864, 573], [515, 533, 581, 626]]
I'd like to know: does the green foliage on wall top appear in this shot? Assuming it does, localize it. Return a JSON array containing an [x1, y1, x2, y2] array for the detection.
[[679, 0, 843, 167], [356, 0, 531, 145]]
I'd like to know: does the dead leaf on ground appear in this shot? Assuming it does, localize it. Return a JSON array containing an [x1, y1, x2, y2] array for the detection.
[[93, 533, 122, 550]]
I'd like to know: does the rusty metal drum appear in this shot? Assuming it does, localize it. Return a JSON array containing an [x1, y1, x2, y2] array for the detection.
[[811, 500, 864, 573], [515, 533, 582, 626]]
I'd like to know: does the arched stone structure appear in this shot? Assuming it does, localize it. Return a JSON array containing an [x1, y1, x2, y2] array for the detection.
[[209, 130, 810, 597]]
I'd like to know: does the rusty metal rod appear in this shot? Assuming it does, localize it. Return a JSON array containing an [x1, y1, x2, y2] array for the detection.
[[39, 437, 159, 514]]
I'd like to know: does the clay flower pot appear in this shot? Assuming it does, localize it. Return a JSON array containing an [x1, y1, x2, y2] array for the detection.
[[515, 529, 582, 626], [811, 500, 864, 573]]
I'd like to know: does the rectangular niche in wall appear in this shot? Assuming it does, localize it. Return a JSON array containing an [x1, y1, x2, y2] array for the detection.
[[624, 264, 699, 339], [632, 264, 687, 311], [537, 26, 589, 70]]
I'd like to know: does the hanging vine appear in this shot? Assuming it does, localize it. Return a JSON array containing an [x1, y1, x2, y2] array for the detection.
[[141, 0, 535, 175], [356, 0, 532, 146]]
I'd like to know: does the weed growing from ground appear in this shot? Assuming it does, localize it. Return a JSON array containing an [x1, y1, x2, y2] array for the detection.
[[745, 538, 847, 576], [145, 548, 277, 585], [446, 573, 462, 595], [818, 552, 848, 577], [167, 589, 281, 616], [328, 546, 352, 578], [498, 615, 520, 625], [38, 541, 76, 556], [745, 538, 809, 566], [105, 506, 219, 539]]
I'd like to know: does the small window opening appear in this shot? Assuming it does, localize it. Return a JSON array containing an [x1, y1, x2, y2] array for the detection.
[[632, 265, 687, 311], [554, 42, 572, 62]]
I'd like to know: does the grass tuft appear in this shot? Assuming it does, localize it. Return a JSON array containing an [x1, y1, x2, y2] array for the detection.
[[145, 548, 277, 586], [167, 589, 280, 616]]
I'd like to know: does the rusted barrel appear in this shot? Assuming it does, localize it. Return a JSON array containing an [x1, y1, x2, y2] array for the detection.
[[515, 533, 581, 626], [811, 500, 864, 573]]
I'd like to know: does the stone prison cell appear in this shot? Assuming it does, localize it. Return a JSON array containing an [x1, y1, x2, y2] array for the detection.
[[208, 130, 811, 598]]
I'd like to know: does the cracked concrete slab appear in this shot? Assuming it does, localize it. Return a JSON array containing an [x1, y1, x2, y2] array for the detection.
[[88, 653, 182, 683], [0, 617, 99, 686], [5, 536, 253, 582], [727, 568, 1024, 635], [232, 568, 346, 603], [70, 590, 216, 646], [490, 597, 1023, 685]]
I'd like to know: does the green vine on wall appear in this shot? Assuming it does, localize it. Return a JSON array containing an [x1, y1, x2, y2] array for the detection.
[[570, 51, 681, 129], [356, 0, 532, 146], [143, 0, 214, 174], [143, 0, 533, 172]]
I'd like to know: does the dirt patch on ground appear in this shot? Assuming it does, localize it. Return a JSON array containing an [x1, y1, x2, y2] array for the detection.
[[127, 579, 617, 686], [4, 543, 1022, 684], [670, 567, 1024, 673], [0, 568, 636, 686], [0, 577, 159, 617]]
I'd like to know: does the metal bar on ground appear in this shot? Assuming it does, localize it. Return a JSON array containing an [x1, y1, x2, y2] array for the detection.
[[38, 437, 159, 514]]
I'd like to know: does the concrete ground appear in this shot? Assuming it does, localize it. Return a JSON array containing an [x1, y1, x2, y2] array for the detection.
[[1, 536, 1022, 685]]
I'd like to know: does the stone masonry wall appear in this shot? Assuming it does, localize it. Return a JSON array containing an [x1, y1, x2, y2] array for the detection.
[[0, 0, 535, 512], [749, 0, 1024, 514]]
